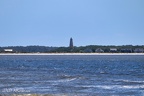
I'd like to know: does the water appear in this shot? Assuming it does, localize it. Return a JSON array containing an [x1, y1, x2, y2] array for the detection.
[[0, 55, 144, 95]]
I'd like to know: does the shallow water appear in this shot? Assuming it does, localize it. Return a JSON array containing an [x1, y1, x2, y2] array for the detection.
[[0, 55, 144, 95]]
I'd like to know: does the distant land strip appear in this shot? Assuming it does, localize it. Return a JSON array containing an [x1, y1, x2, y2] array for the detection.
[[0, 53, 144, 55], [0, 45, 144, 53]]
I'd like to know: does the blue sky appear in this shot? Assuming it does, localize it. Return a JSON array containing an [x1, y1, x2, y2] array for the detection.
[[0, 0, 144, 47]]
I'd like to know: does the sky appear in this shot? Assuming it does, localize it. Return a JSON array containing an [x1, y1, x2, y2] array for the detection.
[[0, 0, 144, 47]]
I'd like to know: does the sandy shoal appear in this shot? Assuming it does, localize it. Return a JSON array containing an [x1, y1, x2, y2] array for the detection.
[[0, 53, 144, 55]]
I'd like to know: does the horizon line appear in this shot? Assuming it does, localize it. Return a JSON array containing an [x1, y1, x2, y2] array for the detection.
[[0, 44, 144, 47]]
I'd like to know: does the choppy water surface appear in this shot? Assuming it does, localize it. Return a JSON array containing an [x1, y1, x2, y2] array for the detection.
[[0, 55, 144, 95]]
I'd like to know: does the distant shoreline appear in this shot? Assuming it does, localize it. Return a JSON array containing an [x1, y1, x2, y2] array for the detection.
[[0, 53, 144, 55]]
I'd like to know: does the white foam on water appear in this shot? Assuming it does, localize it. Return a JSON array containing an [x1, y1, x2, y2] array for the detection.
[[121, 85, 144, 89], [78, 85, 99, 88], [96, 85, 118, 90], [77, 84, 144, 90], [104, 85, 144, 90], [76, 85, 115, 90], [49, 78, 77, 83], [113, 79, 144, 83], [121, 80, 144, 83]]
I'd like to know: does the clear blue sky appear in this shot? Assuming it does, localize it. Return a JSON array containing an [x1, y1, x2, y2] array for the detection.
[[0, 0, 144, 47]]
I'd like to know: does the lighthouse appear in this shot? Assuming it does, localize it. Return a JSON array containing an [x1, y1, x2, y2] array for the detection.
[[69, 37, 73, 49]]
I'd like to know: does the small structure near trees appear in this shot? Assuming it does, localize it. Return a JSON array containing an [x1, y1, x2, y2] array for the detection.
[[134, 48, 144, 53], [95, 48, 104, 53], [4, 49, 13, 53], [110, 48, 117, 53]]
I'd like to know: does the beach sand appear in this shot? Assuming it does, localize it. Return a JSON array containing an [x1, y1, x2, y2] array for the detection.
[[0, 53, 144, 55]]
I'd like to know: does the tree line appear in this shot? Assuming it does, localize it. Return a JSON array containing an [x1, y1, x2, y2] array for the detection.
[[0, 45, 144, 53]]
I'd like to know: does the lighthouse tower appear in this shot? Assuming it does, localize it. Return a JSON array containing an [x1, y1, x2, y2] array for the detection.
[[69, 37, 73, 49]]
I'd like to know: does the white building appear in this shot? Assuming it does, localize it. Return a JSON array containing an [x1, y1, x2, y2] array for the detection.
[[110, 48, 117, 52], [4, 49, 13, 52]]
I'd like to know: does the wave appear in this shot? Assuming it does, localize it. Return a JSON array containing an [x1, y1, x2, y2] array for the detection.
[[48, 75, 78, 83], [113, 79, 144, 84], [121, 80, 144, 83], [53, 78, 77, 82], [99, 85, 144, 89], [77, 84, 144, 90]]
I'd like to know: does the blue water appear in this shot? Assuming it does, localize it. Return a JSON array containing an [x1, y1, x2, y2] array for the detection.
[[0, 55, 144, 95]]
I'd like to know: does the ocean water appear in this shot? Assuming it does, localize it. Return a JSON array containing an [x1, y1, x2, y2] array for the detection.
[[0, 55, 144, 96]]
